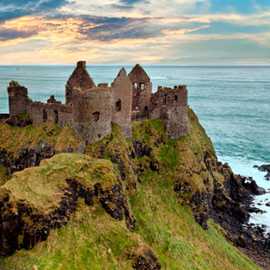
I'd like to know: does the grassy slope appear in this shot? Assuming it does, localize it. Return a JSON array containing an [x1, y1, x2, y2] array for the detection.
[[0, 110, 261, 270], [0, 174, 259, 270], [0, 122, 81, 157], [3, 153, 118, 213]]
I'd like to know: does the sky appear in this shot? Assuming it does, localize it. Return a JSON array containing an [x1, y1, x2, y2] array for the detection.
[[0, 0, 270, 64]]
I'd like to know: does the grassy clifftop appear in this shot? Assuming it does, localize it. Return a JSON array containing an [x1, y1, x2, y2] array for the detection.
[[0, 110, 261, 270], [0, 122, 81, 157]]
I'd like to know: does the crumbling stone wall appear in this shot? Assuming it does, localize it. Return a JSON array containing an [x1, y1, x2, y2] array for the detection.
[[111, 68, 132, 137], [6, 62, 190, 143], [72, 86, 112, 144], [7, 81, 30, 117], [150, 85, 189, 138], [27, 102, 73, 127], [164, 106, 189, 138], [128, 64, 152, 116]]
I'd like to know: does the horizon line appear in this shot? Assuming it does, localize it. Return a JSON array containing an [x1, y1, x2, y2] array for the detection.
[[0, 64, 270, 67]]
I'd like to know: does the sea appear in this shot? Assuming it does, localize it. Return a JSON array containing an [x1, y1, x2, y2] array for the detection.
[[0, 65, 269, 228]]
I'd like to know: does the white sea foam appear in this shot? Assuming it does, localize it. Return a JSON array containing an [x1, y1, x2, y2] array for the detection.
[[220, 156, 270, 231]]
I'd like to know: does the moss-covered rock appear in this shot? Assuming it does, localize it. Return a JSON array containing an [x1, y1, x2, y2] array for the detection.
[[0, 122, 82, 158], [0, 153, 135, 256]]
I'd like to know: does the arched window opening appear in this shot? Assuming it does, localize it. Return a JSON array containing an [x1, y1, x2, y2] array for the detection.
[[164, 94, 167, 105], [116, 99, 122, 112], [93, 111, 100, 122], [140, 83, 145, 90], [54, 110, 59, 124], [175, 95, 178, 102], [43, 109, 48, 122], [144, 106, 148, 112], [134, 82, 138, 89]]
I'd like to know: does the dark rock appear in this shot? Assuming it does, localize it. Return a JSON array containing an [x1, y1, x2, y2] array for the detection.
[[241, 176, 266, 195], [254, 164, 270, 180], [0, 179, 135, 256], [247, 207, 266, 214], [0, 143, 55, 176], [191, 192, 210, 230], [99, 184, 136, 230], [133, 141, 152, 158], [132, 247, 161, 270], [5, 115, 32, 127]]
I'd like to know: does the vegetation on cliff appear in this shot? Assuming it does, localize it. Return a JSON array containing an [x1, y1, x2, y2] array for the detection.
[[0, 122, 81, 157], [0, 109, 260, 270]]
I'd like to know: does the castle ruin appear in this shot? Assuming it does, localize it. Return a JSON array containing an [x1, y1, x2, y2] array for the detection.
[[7, 61, 189, 143]]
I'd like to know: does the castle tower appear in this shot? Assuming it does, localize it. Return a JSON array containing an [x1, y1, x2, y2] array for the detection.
[[128, 64, 152, 115], [72, 85, 112, 144], [111, 68, 132, 137], [65, 61, 96, 105], [7, 81, 29, 117], [150, 85, 189, 138]]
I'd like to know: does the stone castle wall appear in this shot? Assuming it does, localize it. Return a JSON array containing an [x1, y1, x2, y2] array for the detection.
[[150, 85, 189, 138], [6, 62, 189, 143], [27, 101, 73, 127], [128, 64, 152, 116], [72, 86, 112, 143], [8, 82, 30, 117]]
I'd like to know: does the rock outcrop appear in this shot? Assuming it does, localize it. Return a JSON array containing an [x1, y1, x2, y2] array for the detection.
[[0, 154, 135, 256], [255, 164, 270, 180]]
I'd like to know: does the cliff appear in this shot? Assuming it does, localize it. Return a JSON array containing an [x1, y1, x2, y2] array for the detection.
[[0, 109, 265, 270]]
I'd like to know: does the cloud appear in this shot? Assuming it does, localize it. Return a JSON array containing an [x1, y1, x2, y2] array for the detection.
[[191, 21, 270, 35], [0, 28, 38, 41], [0, 0, 70, 21], [0, 0, 270, 64]]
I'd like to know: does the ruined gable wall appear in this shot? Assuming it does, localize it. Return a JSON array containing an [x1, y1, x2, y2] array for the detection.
[[128, 71, 152, 115], [65, 61, 96, 105], [111, 70, 132, 137], [72, 86, 112, 144]]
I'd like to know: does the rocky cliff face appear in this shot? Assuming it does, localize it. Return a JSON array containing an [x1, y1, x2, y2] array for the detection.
[[0, 109, 267, 270]]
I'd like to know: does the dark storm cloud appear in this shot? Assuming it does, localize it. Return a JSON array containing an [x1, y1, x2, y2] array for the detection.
[[46, 14, 207, 42], [77, 15, 162, 41], [0, 0, 69, 21]]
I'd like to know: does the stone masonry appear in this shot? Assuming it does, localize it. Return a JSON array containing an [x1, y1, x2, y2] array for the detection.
[[6, 61, 189, 143]]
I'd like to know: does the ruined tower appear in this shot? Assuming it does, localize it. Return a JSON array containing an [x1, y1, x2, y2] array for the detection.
[[7, 81, 29, 117], [128, 64, 152, 116], [150, 85, 189, 138], [111, 68, 132, 137], [72, 85, 112, 144], [65, 61, 96, 105]]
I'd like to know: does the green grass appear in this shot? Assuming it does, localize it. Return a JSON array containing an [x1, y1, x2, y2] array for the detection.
[[130, 172, 260, 270], [0, 122, 81, 157], [0, 109, 262, 270], [86, 124, 137, 193], [0, 172, 260, 270], [0, 202, 138, 270], [3, 153, 118, 213]]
